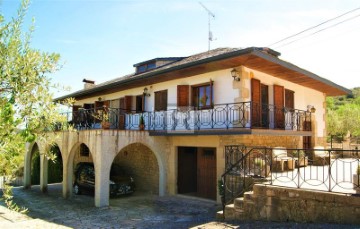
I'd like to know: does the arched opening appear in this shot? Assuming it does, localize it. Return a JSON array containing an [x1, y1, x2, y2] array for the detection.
[[114, 143, 159, 195], [48, 145, 63, 184], [30, 144, 40, 185], [72, 143, 95, 196]]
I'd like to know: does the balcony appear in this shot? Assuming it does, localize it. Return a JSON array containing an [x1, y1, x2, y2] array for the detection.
[[62, 102, 312, 136]]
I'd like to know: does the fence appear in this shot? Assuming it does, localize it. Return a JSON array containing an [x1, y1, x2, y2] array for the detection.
[[221, 146, 360, 207]]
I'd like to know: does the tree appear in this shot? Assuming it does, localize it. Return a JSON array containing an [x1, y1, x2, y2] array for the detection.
[[326, 88, 360, 140], [0, 0, 65, 211]]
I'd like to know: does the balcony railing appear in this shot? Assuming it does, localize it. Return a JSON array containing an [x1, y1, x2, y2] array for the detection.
[[60, 102, 311, 133]]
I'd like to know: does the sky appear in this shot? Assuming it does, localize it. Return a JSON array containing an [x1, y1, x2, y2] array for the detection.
[[1, 0, 360, 98]]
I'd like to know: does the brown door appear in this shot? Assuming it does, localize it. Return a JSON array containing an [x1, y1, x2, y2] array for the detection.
[[177, 147, 197, 194], [273, 85, 285, 129], [251, 78, 261, 128], [197, 148, 216, 200]]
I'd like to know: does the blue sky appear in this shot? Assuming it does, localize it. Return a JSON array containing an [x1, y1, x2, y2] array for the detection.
[[1, 0, 360, 98]]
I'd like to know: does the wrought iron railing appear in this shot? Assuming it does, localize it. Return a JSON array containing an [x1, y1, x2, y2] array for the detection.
[[221, 146, 360, 218], [59, 102, 311, 133]]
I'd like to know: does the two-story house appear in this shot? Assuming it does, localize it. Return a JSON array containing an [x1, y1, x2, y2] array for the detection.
[[23, 47, 349, 207]]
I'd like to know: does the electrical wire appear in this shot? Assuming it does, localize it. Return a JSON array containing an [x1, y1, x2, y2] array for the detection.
[[273, 13, 360, 49], [268, 6, 360, 48]]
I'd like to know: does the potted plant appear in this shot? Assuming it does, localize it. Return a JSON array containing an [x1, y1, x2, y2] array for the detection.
[[353, 165, 360, 193], [139, 115, 145, 131], [253, 157, 270, 177], [101, 113, 110, 129], [291, 150, 308, 167]]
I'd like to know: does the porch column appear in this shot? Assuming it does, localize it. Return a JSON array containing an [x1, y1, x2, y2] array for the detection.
[[94, 160, 110, 207], [39, 155, 48, 193], [23, 143, 31, 189], [94, 135, 112, 207], [62, 157, 72, 199]]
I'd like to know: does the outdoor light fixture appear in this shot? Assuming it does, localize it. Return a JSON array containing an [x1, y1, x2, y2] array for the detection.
[[231, 68, 240, 81], [143, 87, 150, 97], [307, 105, 316, 113]]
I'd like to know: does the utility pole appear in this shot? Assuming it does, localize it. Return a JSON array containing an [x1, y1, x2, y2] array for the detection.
[[199, 2, 215, 51]]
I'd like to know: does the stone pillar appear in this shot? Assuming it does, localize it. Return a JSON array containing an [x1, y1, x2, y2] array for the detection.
[[63, 158, 72, 199], [40, 155, 48, 193], [94, 160, 110, 207], [23, 143, 32, 189], [94, 134, 112, 207]]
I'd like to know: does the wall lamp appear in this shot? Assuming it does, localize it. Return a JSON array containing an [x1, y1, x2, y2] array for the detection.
[[231, 68, 240, 81], [143, 87, 151, 97], [307, 105, 316, 113]]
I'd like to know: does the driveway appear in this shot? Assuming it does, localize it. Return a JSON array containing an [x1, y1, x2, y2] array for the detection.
[[0, 183, 357, 229]]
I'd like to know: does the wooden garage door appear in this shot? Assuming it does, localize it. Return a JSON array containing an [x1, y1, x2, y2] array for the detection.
[[197, 148, 216, 200]]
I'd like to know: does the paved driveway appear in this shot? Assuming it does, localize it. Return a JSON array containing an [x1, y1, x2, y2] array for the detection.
[[0, 184, 357, 229]]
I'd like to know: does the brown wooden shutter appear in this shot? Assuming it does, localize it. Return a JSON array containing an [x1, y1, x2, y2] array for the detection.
[[274, 85, 285, 129], [124, 96, 133, 113], [177, 85, 189, 108], [251, 78, 261, 128]]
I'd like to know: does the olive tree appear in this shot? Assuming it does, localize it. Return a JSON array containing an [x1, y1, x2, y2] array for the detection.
[[0, 0, 66, 211]]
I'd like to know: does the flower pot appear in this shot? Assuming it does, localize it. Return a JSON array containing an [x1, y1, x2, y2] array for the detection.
[[102, 122, 110, 129], [139, 124, 145, 131]]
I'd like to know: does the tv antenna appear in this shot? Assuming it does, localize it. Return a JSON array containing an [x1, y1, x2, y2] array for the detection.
[[199, 1, 215, 51]]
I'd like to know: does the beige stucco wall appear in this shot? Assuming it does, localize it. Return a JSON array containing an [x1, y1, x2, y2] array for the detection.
[[73, 66, 326, 140]]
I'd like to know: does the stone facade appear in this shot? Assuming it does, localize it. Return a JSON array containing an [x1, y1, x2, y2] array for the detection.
[[24, 129, 321, 207]]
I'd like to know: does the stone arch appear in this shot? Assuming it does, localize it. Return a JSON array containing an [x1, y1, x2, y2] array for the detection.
[[47, 144, 63, 184], [64, 142, 95, 198], [115, 141, 166, 196], [24, 142, 40, 188]]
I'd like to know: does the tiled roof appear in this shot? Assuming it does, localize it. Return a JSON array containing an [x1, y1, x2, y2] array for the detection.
[[67, 47, 241, 95]]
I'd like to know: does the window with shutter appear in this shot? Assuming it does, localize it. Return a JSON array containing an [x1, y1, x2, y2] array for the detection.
[[285, 89, 294, 110], [191, 82, 213, 109], [155, 90, 168, 111]]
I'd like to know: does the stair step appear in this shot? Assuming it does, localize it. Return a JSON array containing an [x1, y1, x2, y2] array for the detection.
[[234, 197, 244, 209], [224, 204, 235, 220]]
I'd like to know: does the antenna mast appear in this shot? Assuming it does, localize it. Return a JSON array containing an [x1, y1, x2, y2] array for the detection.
[[199, 2, 215, 51]]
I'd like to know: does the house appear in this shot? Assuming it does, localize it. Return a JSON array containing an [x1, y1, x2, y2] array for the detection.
[[23, 47, 350, 207]]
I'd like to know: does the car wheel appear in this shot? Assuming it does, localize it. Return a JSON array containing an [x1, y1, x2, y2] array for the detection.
[[74, 184, 81, 195]]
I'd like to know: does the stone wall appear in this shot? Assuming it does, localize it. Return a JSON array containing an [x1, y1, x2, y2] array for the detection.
[[245, 184, 360, 224], [219, 135, 301, 149], [114, 143, 159, 194]]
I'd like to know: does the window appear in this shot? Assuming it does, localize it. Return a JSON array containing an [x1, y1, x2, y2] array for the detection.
[[136, 62, 156, 73], [136, 95, 144, 113], [192, 82, 213, 109], [155, 90, 168, 111]]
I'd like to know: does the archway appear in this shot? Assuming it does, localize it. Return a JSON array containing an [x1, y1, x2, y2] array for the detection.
[[30, 143, 40, 186], [113, 143, 159, 195], [67, 143, 94, 197], [47, 145, 63, 184]]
